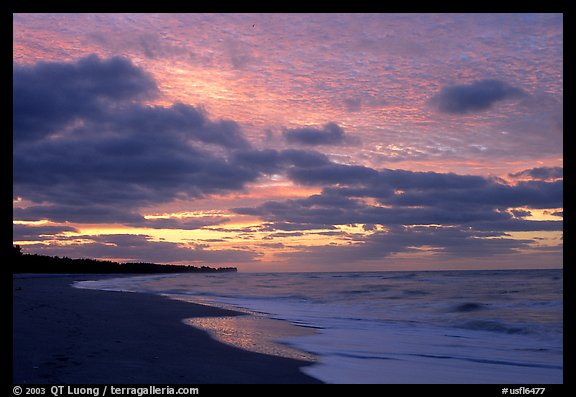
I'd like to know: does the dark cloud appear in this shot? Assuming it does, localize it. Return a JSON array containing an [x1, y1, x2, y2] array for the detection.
[[311, 169, 562, 212], [509, 167, 563, 181], [288, 163, 379, 186], [283, 122, 349, 145], [12, 55, 562, 267], [234, 167, 562, 260], [387, 179, 563, 210], [13, 55, 257, 224], [13, 223, 79, 241], [234, 147, 376, 188], [13, 135, 257, 216], [378, 169, 488, 190], [137, 216, 230, 230], [232, 148, 331, 175], [92, 102, 251, 149], [279, 225, 535, 265], [13, 54, 158, 142], [471, 219, 562, 232], [259, 222, 337, 232], [510, 208, 531, 218], [430, 79, 525, 114], [236, 194, 511, 228], [13, 205, 144, 224], [20, 234, 260, 264], [237, 168, 563, 228]]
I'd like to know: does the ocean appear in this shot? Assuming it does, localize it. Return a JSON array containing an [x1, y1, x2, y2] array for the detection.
[[74, 269, 563, 384]]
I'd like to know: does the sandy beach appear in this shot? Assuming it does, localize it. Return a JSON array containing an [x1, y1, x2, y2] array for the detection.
[[12, 274, 322, 384]]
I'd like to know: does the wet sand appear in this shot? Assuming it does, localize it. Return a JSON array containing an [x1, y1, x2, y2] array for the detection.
[[12, 274, 322, 384]]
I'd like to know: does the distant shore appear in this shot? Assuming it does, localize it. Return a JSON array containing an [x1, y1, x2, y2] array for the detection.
[[11, 247, 238, 274], [12, 274, 322, 384]]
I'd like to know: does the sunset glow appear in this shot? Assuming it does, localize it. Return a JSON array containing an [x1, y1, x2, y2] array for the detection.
[[13, 13, 563, 271]]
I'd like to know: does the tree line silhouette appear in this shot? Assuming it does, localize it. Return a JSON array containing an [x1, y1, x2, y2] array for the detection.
[[11, 245, 237, 274]]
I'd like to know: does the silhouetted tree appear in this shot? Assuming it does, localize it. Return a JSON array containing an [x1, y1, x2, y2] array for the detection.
[[11, 247, 237, 274], [12, 245, 23, 257]]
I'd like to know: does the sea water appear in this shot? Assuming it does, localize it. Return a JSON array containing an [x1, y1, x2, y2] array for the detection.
[[74, 269, 563, 384]]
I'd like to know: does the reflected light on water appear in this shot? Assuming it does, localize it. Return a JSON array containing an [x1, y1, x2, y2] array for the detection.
[[184, 315, 317, 362]]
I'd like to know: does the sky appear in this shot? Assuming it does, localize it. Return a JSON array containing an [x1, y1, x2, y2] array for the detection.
[[12, 13, 563, 272]]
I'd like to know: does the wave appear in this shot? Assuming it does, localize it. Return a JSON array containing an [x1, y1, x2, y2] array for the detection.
[[452, 302, 487, 312], [410, 353, 562, 370], [74, 269, 563, 384], [457, 320, 530, 335]]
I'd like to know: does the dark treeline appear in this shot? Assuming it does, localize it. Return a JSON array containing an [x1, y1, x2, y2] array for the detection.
[[10, 245, 237, 274]]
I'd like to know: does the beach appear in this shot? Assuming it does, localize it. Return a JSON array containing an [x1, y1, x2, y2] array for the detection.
[[12, 274, 322, 384], [71, 270, 563, 384]]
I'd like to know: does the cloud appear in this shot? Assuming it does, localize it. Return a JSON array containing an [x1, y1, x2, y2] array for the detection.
[[12, 210, 233, 231], [231, 148, 331, 175], [387, 179, 563, 210], [13, 54, 250, 146], [13, 55, 257, 224], [288, 163, 379, 186], [234, 166, 562, 262], [236, 167, 563, 228], [510, 208, 532, 218], [13, 133, 258, 217], [283, 122, 349, 145], [379, 169, 488, 190], [94, 102, 251, 149], [12, 54, 562, 268], [19, 233, 260, 264], [232, 149, 378, 188], [13, 54, 158, 142], [236, 194, 510, 228], [430, 79, 525, 114], [13, 223, 79, 241], [13, 205, 144, 224], [279, 225, 536, 265], [259, 222, 337, 232], [136, 216, 230, 230], [509, 166, 563, 181]]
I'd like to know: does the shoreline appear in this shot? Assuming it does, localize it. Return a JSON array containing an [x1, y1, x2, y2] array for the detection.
[[12, 274, 323, 384]]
